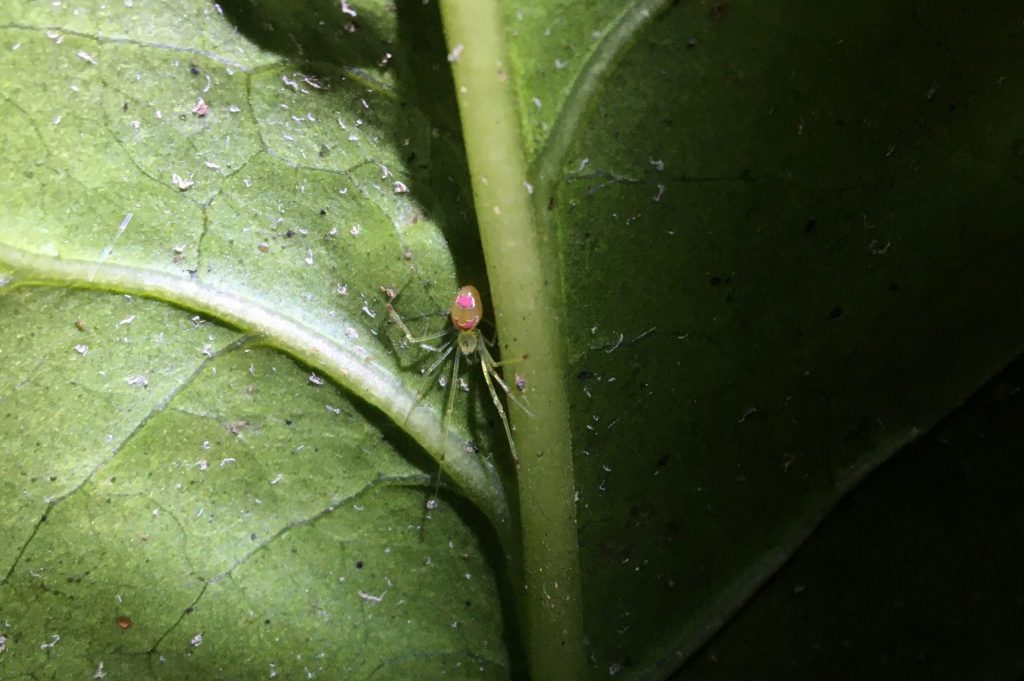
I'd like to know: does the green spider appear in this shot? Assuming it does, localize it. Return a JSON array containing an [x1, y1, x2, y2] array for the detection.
[[386, 285, 526, 506]]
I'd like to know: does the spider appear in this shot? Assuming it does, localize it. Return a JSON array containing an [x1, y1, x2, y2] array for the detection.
[[386, 285, 526, 505]]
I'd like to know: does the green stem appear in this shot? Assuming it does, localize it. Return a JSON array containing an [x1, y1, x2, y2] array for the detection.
[[438, 2, 586, 680]]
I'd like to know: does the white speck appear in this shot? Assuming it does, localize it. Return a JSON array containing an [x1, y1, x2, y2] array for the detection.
[[650, 158, 665, 171], [53, 114, 61, 125], [228, 104, 241, 113], [344, 326, 358, 338], [531, 97, 542, 109], [204, 161, 221, 170], [341, 0, 357, 16], [46, 30, 63, 44], [358, 590, 386, 603], [195, 460, 209, 471], [361, 304, 376, 319], [393, 181, 408, 194], [94, 661, 106, 679], [554, 58, 568, 69], [40, 634, 60, 650], [523, 181, 534, 194], [201, 344, 213, 357], [309, 373, 325, 386], [117, 315, 136, 327], [336, 283, 348, 295], [349, 224, 361, 237], [325, 405, 341, 415], [304, 249, 314, 265], [116, 212, 133, 237], [868, 239, 891, 255], [74, 344, 89, 355], [125, 375, 148, 388], [653, 184, 665, 201], [190, 632, 203, 648], [270, 474, 284, 485], [0, 634, 6, 654], [172, 173, 195, 191], [447, 44, 464, 62], [353, 503, 364, 511], [219, 458, 236, 467], [202, 440, 211, 450], [152, 508, 160, 517], [77, 51, 97, 65], [577, 158, 590, 172]]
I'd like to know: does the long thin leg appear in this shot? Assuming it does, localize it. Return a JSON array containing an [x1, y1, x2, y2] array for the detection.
[[479, 343, 532, 415], [387, 303, 449, 345], [431, 348, 462, 505], [479, 354, 520, 465], [403, 340, 456, 425]]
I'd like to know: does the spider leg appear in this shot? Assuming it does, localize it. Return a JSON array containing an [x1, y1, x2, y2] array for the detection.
[[479, 343, 532, 416], [403, 340, 456, 423], [479, 350, 520, 465], [387, 303, 449, 345], [432, 348, 462, 504]]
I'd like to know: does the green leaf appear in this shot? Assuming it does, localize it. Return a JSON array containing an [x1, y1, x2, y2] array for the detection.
[[679, 357, 1024, 679], [2, 1, 1023, 680], [1, 1, 512, 678]]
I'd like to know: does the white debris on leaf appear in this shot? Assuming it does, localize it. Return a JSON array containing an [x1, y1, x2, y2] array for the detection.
[[125, 375, 148, 388], [190, 632, 203, 647], [447, 43, 464, 63], [358, 590, 385, 603]]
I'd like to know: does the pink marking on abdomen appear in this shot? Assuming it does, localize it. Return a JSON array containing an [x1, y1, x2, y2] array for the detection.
[[455, 292, 476, 309]]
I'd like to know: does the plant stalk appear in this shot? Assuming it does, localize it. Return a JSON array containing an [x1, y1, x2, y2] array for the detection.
[[438, 1, 586, 679]]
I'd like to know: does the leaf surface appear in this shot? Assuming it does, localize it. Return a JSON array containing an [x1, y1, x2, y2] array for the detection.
[[2, 0, 1023, 680]]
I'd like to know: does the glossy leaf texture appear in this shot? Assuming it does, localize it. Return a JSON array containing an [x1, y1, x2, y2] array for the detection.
[[0, 1, 512, 679], [1, 1, 1023, 680], [505, 0, 1024, 677]]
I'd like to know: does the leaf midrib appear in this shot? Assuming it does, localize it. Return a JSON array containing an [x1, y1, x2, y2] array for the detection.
[[0, 243, 512, 535]]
